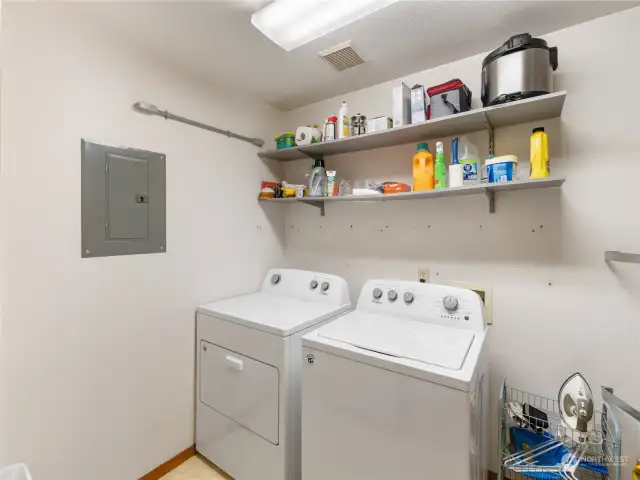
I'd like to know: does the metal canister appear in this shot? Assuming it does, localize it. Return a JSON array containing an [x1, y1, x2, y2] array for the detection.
[[350, 114, 367, 136]]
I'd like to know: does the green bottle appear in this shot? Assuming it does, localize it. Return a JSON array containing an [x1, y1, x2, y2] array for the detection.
[[435, 141, 447, 189]]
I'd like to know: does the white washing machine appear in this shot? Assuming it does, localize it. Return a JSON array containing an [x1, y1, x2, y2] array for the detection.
[[196, 268, 351, 480], [301, 279, 489, 480]]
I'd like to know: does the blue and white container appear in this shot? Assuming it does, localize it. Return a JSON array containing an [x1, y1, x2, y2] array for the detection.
[[483, 155, 518, 183]]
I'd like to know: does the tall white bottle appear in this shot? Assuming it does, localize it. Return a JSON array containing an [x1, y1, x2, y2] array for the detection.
[[338, 101, 349, 139]]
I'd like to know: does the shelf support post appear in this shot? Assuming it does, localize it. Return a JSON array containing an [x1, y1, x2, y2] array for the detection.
[[484, 188, 495, 214], [483, 113, 495, 157]]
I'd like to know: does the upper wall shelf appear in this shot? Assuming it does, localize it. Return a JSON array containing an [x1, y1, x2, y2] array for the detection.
[[258, 91, 567, 162]]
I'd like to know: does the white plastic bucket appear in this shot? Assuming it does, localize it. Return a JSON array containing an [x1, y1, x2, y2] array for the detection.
[[0, 464, 32, 480], [482, 155, 518, 183]]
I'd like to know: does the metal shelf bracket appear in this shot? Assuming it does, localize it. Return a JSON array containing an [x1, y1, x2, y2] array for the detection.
[[605, 251, 640, 263], [483, 112, 495, 157], [602, 387, 640, 423], [301, 200, 325, 216], [484, 188, 496, 214]]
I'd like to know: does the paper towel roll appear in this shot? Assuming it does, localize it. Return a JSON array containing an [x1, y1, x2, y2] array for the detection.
[[449, 164, 464, 188], [295, 126, 322, 146]]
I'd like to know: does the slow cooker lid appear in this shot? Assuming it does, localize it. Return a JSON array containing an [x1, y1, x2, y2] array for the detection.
[[482, 33, 551, 68]]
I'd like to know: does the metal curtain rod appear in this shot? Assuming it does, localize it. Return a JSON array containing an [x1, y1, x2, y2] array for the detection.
[[132, 101, 265, 147]]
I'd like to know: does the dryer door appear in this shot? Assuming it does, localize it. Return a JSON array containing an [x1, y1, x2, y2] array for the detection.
[[199, 341, 279, 444]]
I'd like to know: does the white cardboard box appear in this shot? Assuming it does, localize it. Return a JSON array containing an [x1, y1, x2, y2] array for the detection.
[[411, 84, 427, 123], [367, 116, 393, 133], [393, 82, 411, 127]]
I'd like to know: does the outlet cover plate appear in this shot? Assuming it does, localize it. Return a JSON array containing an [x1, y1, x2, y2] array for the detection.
[[418, 267, 430, 283]]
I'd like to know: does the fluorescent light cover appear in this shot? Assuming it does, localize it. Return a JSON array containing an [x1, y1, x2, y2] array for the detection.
[[251, 0, 399, 51]]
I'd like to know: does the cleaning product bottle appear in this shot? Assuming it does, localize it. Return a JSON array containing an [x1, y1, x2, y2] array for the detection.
[[338, 101, 350, 139], [412, 142, 434, 191], [434, 141, 447, 189], [530, 127, 549, 179], [449, 137, 464, 188], [308, 159, 328, 197], [458, 136, 479, 184]]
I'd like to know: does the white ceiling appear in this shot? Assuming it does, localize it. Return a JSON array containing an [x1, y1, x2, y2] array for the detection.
[[76, 0, 637, 111]]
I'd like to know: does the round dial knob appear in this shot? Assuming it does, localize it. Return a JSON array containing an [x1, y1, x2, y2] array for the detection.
[[388, 290, 398, 301], [443, 295, 459, 311], [271, 273, 281, 284], [321, 281, 330, 292], [310, 280, 318, 289], [404, 292, 414, 304], [373, 288, 383, 299]]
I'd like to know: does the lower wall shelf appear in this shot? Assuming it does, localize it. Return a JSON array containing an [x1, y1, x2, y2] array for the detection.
[[258, 177, 565, 216]]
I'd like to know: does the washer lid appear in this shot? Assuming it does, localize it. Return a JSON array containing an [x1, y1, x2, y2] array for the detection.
[[198, 292, 350, 337], [317, 312, 475, 370]]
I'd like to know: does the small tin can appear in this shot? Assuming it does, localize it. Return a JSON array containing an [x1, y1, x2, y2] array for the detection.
[[324, 116, 337, 141], [350, 114, 367, 136]]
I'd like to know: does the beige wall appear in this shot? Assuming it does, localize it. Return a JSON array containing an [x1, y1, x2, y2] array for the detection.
[[281, 7, 640, 474], [0, 3, 284, 478]]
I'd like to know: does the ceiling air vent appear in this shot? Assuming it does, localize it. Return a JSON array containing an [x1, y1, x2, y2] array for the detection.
[[319, 41, 365, 72]]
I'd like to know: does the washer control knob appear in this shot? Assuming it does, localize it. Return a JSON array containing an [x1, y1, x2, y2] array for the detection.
[[271, 273, 281, 284], [373, 288, 383, 299], [443, 295, 459, 311], [321, 281, 330, 292], [388, 290, 398, 301], [310, 280, 318, 289], [404, 292, 414, 304]]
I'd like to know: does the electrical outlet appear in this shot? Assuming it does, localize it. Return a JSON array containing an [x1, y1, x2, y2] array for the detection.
[[418, 267, 430, 283], [444, 281, 494, 326]]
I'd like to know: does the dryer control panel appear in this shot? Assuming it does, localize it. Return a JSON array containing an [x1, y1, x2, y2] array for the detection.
[[357, 279, 485, 332], [260, 268, 350, 306]]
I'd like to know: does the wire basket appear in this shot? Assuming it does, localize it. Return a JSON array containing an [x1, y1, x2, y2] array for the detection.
[[498, 378, 621, 480]]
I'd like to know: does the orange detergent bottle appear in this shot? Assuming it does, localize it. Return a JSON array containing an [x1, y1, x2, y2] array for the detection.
[[413, 142, 434, 191]]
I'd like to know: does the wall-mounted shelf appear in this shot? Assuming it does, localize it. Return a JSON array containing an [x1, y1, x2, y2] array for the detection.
[[259, 177, 565, 216], [258, 91, 566, 162], [605, 251, 640, 264]]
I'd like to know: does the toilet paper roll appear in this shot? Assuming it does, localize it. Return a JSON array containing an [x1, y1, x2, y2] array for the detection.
[[449, 164, 464, 188], [295, 126, 322, 146]]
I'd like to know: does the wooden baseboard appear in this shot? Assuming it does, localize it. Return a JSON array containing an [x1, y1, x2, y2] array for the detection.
[[139, 444, 196, 480], [140, 447, 496, 480]]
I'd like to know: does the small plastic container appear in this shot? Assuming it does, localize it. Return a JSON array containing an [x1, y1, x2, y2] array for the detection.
[[274, 132, 296, 150], [483, 155, 518, 183]]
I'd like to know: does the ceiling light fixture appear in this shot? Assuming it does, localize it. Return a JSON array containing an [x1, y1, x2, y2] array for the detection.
[[251, 0, 400, 52]]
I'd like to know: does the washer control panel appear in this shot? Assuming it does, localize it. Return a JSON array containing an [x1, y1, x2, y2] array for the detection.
[[359, 279, 485, 332]]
